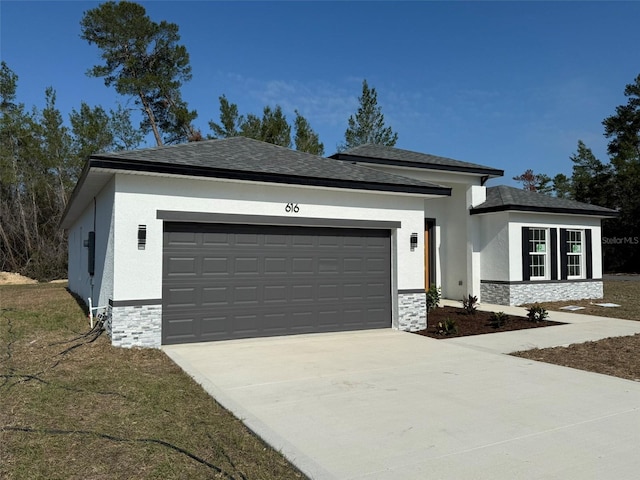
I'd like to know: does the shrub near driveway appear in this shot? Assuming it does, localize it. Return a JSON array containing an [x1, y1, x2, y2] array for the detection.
[[0, 283, 305, 480]]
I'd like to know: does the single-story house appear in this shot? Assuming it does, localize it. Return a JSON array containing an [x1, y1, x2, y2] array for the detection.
[[60, 137, 617, 347]]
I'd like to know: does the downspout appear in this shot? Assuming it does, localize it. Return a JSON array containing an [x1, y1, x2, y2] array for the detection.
[[480, 175, 489, 186], [91, 197, 96, 301]]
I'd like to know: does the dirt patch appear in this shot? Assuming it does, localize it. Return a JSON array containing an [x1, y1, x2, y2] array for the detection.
[[513, 334, 640, 382], [0, 272, 38, 285], [414, 306, 563, 339]]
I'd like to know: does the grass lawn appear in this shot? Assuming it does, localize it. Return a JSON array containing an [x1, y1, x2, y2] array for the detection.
[[0, 283, 306, 480], [536, 280, 639, 321]]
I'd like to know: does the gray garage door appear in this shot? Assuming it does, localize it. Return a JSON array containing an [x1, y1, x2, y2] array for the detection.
[[162, 222, 391, 344]]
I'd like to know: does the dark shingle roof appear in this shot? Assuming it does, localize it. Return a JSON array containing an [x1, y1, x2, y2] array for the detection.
[[88, 137, 451, 195], [470, 185, 618, 217], [331, 144, 504, 177]]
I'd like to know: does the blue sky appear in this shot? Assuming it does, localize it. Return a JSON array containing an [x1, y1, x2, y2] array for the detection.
[[2, 1, 639, 185]]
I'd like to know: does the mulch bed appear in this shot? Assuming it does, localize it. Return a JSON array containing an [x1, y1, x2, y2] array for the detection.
[[413, 306, 564, 339]]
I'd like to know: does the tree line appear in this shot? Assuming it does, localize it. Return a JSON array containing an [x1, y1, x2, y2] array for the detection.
[[513, 74, 640, 273], [0, 1, 398, 280]]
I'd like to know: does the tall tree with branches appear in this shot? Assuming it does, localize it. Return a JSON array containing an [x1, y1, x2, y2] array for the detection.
[[80, 1, 199, 145], [602, 74, 640, 272], [341, 79, 398, 150]]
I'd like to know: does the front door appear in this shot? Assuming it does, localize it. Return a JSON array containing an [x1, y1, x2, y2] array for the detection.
[[424, 219, 435, 290]]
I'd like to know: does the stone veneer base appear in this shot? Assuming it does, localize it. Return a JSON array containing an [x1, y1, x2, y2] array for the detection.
[[107, 303, 162, 348], [480, 280, 604, 306], [105, 293, 428, 347], [398, 291, 427, 332]]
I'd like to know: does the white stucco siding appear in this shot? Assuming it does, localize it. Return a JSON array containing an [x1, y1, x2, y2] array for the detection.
[[508, 213, 603, 281], [478, 212, 510, 282], [111, 173, 427, 302], [425, 183, 470, 300], [66, 178, 115, 309], [364, 164, 483, 187]]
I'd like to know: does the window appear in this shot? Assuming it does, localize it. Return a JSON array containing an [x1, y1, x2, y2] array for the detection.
[[528, 228, 548, 280], [565, 230, 583, 278]]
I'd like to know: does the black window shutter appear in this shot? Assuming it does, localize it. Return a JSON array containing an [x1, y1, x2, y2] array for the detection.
[[550, 228, 558, 280], [559, 228, 568, 280], [585, 229, 593, 279], [522, 227, 531, 281]]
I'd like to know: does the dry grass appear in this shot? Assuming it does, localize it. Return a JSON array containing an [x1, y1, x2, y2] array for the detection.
[[536, 280, 639, 321], [515, 280, 640, 382], [0, 283, 305, 480], [513, 334, 640, 382]]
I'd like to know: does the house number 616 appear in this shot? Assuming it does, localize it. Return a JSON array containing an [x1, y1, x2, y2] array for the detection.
[[285, 203, 300, 213]]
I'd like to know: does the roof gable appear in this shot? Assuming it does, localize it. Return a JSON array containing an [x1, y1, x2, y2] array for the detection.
[[470, 185, 618, 217], [331, 144, 504, 177]]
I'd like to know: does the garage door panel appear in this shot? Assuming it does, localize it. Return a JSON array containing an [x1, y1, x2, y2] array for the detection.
[[165, 317, 198, 339], [366, 258, 388, 274], [162, 223, 391, 344], [264, 257, 287, 274], [317, 284, 339, 300], [164, 287, 198, 308], [292, 257, 314, 274], [344, 257, 364, 273], [234, 257, 259, 274], [166, 257, 198, 276], [291, 284, 314, 301], [318, 235, 340, 247], [234, 233, 259, 246], [202, 232, 230, 245], [233, 286, 259, 304], [264, 234, 288, 246], [201, 286, 229, 306], [233, 314, 259, 335], [343, 283, 366, 300], [167, 231, 198, 245], [202, 257, 228, 275], [292, 235, 314, 247], [264, 285, 287, 303]]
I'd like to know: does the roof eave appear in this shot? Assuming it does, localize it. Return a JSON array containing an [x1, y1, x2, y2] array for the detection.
[[331, 153, 504, 178], [59, 158, 93, 229], [469, 204, 619, 218]]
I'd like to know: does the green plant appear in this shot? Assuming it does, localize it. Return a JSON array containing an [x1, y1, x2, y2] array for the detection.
[[526, 303, 549, 322], [491, 311, 508, 328], [436, 317, 458, 336], [462, 294, 478, 315], [426, 284, 441, 313]]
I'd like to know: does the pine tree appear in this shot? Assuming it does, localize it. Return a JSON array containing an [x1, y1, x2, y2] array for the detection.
[[294, 110, 324, 155], [80, 1, 198, 145], [342, 79, 398, 150]]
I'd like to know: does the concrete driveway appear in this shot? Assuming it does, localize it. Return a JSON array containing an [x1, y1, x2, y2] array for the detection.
[[164, 329, 640, 479]]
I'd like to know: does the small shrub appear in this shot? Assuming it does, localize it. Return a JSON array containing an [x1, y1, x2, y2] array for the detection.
[[491, 311, 508, 328], [526, 304, 549, 322], [436, 317, 458, 336], [462, 294, 478, 315], [426, 285, 441, 313]]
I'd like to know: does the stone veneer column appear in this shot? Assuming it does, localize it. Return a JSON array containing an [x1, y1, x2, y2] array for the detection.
[[107, 301, 162, 348], [398, 291, 427, 331]]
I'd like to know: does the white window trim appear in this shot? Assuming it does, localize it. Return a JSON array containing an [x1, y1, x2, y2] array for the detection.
[[566, 229, 585, 280], [529, 227, 549, 281]]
